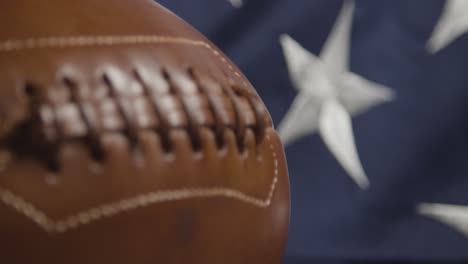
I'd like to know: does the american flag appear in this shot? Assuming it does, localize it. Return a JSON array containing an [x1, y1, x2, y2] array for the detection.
[[158, 0, 468, 262]]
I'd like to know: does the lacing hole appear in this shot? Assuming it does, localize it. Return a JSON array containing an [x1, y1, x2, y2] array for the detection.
[[190, 128, 203, 153], [46, 159, 60, 174], [90, 144, 105, 162], [161, 68, 175, 94], [159, 130, 174, 154], [62, 76, 76, 88], [23, 83, 37, 97], [216, 134, 225, 149], [186, 67, 195, 78]]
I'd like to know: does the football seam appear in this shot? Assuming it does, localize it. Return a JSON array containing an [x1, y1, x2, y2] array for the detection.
[[0, 134, 279, 233], [0, 35, 253, 90]]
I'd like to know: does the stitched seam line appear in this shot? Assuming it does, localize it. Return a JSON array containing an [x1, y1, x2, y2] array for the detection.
[[0, 35, 249, 88], [0, 134, 279, 233]]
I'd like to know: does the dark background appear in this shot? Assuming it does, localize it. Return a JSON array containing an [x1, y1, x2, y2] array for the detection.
[[158, 0, 468, 262]]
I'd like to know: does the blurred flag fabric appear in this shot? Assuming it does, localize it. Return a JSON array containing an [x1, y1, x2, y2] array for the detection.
[[158, 0, 468, 262]]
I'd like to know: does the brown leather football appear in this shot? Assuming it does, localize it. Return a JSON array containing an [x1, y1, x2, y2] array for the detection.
[[0, 0, 290, 263]]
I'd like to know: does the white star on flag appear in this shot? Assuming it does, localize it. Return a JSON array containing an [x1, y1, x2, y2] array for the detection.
[[418, 203, 468, 237], [277, 0, 395, 189], [228, 0, 243, 8], [427, 0, 468, 53]]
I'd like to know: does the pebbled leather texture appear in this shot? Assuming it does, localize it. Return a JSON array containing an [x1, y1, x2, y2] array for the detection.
[[0, 0, 290, 263]]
